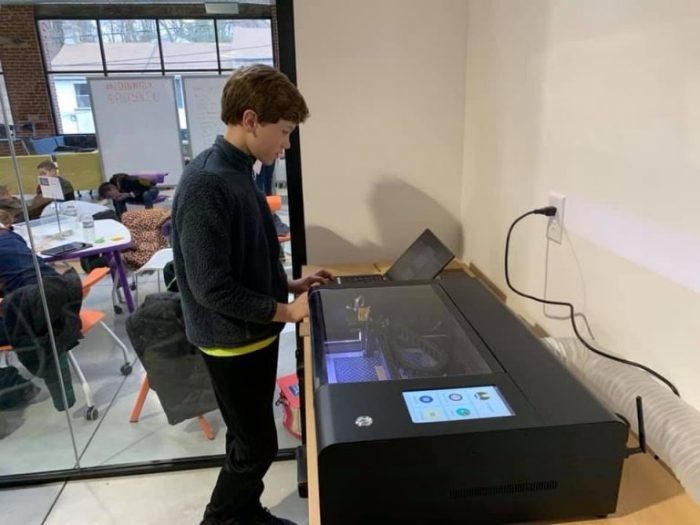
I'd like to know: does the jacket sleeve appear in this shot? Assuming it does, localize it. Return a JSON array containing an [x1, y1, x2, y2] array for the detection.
[[173, 174, 277, 324]]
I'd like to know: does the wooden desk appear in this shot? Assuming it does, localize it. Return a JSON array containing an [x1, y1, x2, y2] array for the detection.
[[301, 262, 700, 525]]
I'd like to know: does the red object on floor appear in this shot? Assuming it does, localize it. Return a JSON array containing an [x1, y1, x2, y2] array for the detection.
[[276, 373, 301, 439]]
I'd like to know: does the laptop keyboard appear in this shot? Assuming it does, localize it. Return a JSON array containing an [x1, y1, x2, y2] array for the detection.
[[336, 274, 385, 284]]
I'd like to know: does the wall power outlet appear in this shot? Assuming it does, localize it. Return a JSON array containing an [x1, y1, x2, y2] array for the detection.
[[547, 192, 566, 243]]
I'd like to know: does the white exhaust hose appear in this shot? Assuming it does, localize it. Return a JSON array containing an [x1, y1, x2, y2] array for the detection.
[[542, 337, 700, 504]]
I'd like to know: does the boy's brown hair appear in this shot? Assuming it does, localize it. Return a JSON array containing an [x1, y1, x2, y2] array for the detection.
[[221, 64, 309, 126], [36, 160, 57, 172], [0, 209, 13, 227]]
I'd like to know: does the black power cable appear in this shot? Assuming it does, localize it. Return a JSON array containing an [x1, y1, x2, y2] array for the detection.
[[505, 207, 680, 397]]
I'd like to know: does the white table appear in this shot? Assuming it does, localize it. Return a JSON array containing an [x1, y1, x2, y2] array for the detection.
[[15, 216, 136, 312], [40, 200, 109, 218]]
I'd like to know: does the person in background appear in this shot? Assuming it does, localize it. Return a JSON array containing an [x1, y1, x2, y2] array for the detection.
[[255, 162, 275, 196], [98, 173, 159, 218], [0, 209, 44, 409], [0, 183, 55, 223], [0, 209, 61, 319], [172, 64, 332, 525], [255, 162, 290, 237], [36, 160, 75, 202], [0, 185, 24, 223]]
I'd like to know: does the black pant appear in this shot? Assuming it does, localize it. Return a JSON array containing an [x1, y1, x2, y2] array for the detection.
[[200, 339, 280, 523], [113, 188, 159, 218], [0, 320, 7, 347]]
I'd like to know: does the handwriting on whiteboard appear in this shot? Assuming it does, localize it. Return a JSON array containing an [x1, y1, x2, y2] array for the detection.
[[106, 80, 158, 104]]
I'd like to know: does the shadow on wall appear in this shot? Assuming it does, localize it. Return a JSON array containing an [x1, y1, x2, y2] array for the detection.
[[307, 176, 463, 265]]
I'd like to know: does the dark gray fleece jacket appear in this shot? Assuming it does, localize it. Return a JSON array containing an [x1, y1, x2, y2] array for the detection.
[[171, 136, 288, 348]]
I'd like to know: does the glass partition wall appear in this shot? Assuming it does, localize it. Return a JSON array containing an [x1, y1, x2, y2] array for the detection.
[[0, 3, 298, 487], [0, 88, 80, 479]]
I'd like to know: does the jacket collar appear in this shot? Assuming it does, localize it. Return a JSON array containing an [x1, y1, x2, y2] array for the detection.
[[214, 135, 256, 174]]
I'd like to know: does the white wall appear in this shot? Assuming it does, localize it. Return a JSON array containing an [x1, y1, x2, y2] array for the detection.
[[295, 0, 468, 264], [461, 0, 700, 409]]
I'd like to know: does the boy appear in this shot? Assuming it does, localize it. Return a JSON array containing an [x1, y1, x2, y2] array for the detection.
[[171, 65, 331, 525], [36, 160, 75, 201], [98, 173, 159, 218]]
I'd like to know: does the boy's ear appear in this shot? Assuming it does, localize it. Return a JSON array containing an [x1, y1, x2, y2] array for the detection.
[[241, 109, 258, 133]]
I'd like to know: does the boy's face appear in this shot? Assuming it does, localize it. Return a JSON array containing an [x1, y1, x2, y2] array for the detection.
[[103, 184, 120, 199], [38, 167, 57, 178], [249, 117, 296, 166]]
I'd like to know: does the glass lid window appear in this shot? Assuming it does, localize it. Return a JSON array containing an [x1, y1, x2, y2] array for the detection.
[[314, 285, 493, 385]]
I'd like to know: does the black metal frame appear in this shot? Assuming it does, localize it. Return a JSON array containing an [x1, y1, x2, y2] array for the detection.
[[0, 450, 296, 490], [0, 1, 307, 488], [0, 71, 10, 126], [276, 0, 311, 496], [276, 0, 307, 279]]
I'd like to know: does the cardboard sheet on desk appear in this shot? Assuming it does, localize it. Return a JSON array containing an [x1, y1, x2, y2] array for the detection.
[[34, 230, 75, 253]]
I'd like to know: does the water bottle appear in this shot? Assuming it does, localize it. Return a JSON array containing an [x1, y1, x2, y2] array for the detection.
[[62, 203, 79, 237], [81, 214, 95, 243]]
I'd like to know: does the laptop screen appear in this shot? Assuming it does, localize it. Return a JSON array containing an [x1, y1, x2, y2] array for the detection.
[[385, 229, 454, 281]]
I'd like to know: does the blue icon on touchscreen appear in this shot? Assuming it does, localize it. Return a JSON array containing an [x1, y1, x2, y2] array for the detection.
[[419, 395, 434, 404], [455, 407, 471, 417]]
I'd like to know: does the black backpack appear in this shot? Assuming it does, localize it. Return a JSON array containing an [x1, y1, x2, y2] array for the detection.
[[125, 292, 216, 425]]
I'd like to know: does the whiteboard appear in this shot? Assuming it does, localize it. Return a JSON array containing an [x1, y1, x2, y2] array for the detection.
[[182, 75, 229, 158], [89, 77, 185, 185]]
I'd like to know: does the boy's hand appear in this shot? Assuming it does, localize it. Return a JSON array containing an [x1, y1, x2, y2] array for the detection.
[[273, 292, 309, 323], [289, 292, 309, 321], [288, 269, 333, 294]]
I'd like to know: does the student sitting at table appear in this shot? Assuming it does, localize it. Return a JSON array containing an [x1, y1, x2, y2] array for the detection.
[[0, 209, 78, 411], [0, 210, 60, 290], [98, 173, 159, 218], [0, 185, 24, 223], [0, 183, 57, 224], [0, 209, 41, 409], [36, 160, 75, 202]]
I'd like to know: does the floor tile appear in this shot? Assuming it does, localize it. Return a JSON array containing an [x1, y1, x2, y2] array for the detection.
[[43, 461, 308, 525]]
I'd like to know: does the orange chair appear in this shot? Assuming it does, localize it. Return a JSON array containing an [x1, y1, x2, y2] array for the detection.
[[129, 376, 214, 440], [73, 267, 134, 419], [266, 195, 282, 213], [124, 265, 214, 440], [80, 267, 133, 377]]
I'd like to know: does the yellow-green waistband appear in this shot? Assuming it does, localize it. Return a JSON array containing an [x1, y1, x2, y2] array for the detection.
[[199, 335, 278, 357]]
